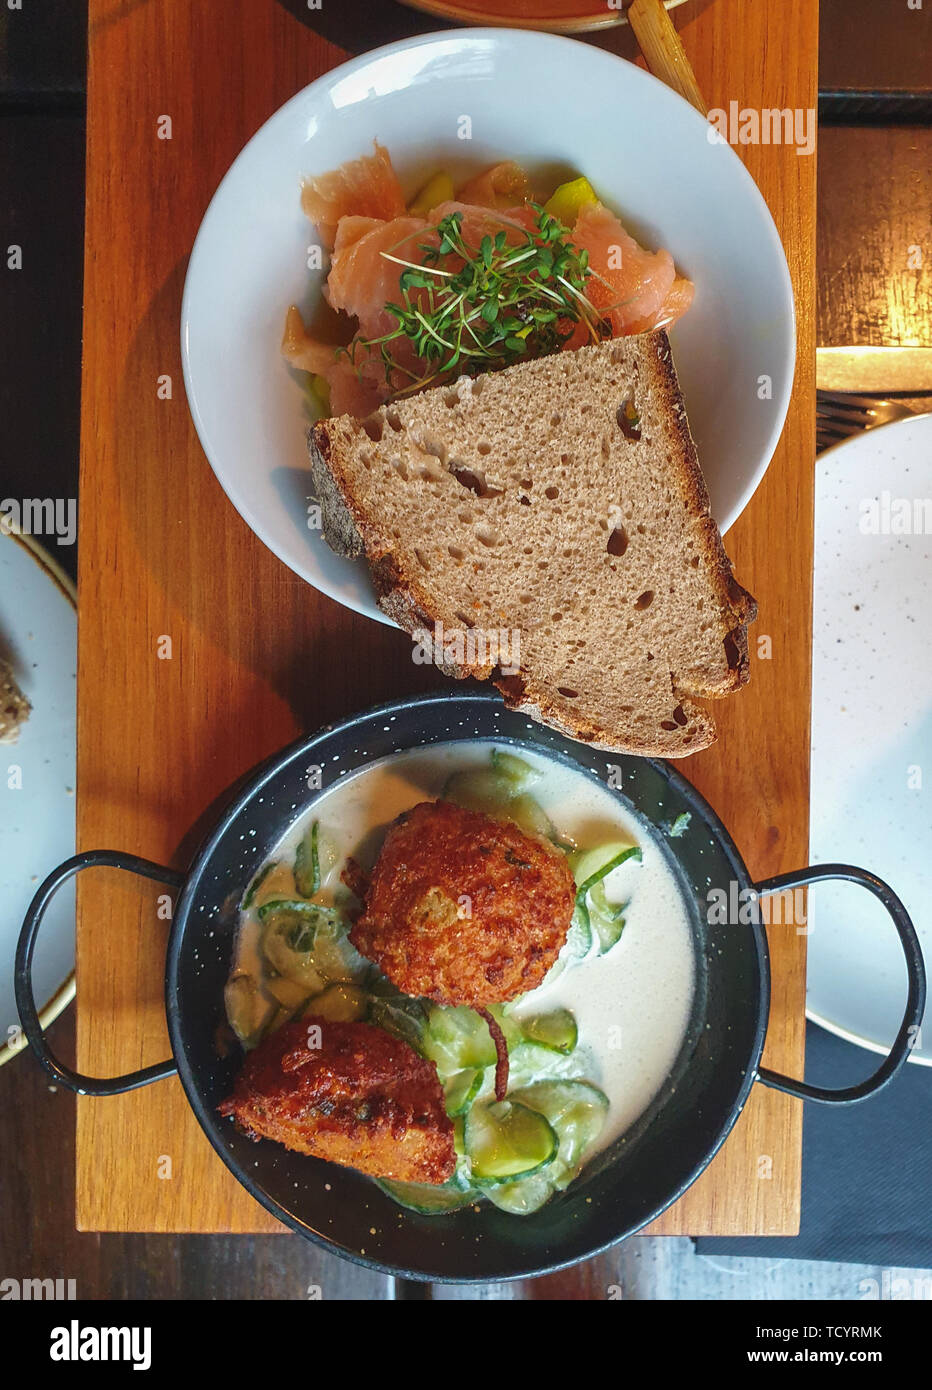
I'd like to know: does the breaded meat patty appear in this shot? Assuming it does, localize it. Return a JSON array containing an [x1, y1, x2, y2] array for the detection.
[[218, 1018, 455, 1184], [349, 800, 576, 1008]]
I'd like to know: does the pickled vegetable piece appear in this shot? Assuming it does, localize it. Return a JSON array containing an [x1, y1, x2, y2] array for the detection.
[[422, 1005, 497, 1077], [311, 912, 370, 983], [443, 1067, 484, 1117], [507, 793, 557, 840], [265, 974, 313, 1011], [489, 748, 540, 789], [511, 1079, 609, 1184], [588, 881, 627, 954], [441, 767, 514, 813], [305, 982, 368, 1022], [368, 991, 429, 1052], [544, 175, 599, 228], [570, 843, 641, 897], [241, 861, 276, 910], [465, 1099, 558, 1184], [408, 170, 455, 216], [260, 903, 337, 989], [293, 821, 321, 898], [485, 1171, 555, 1215], [377, 1172, 475, 1214], [307, 374, 331, 418], [442, 761, 555, 839], [224, 974, 274, 1047], [518, 1008, 578, 1055]]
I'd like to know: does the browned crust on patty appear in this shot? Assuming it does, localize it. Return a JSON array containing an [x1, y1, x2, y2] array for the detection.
[[350, 800, 576, 1007], [218, 1018, 455, 1184]]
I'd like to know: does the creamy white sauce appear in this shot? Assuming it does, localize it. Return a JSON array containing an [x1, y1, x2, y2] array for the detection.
[[232, 741, 696, 1161]]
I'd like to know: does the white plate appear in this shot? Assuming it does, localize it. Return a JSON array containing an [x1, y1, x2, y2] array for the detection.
[[181, 27, 795, 625], [0, 525, 76, 1064], [808, 413, 932, 1063]]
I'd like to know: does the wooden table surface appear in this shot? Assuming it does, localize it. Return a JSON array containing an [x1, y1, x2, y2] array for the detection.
[[72, 0, 816, 1256]]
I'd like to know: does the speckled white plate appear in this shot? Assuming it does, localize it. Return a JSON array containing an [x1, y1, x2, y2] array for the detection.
[[0, 524, 76, 1065], [808, 412, 932, 1063]]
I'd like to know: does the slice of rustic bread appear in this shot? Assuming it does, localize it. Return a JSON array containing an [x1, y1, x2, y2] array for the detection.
[[0, 658, 31, 745], [308, 333, 756, 756]]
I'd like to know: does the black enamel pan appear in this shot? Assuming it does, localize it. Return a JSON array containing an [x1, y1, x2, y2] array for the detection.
[[15, 691, 926, 1282]]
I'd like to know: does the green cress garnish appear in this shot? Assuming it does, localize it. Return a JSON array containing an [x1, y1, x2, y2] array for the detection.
[[342, 206, 613, 398]]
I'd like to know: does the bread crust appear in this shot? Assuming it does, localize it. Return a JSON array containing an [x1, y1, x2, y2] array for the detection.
[[648, 336, 757, 696]]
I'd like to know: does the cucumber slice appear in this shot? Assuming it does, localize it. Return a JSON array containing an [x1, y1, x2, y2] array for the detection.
[[490, 748, 540, 790], [485, 1171, 555, 1216], [506, 793, 557, 840], [442, 767, 513, 813], [511, 1080, 609, 1183], [421, 1005, 497, 1077], [368, 993, 429, 1052], [311, 913, 370, 984], [264, 974, 312, 1011], [589, 880, 624, 921], [260, 905, 333, 990], [442, 763, 555, 840], [377, 1174, 476, 1215], [562, 900, 592, 962], [570, 843, 642, 897], [465, 1100, 558, 1185], [305, 982, 368, 1022], [257, 898, 326, 926], [241, 861, 276, 910], [589, 881, 627, 954], [518, 1008, 578, 1055], [224, 974, 275, 1047], [247, 862, 298, 912], [506, 1040, 570, 1086], [485, 1002, 523, 1052], [567, 844, 639, 960], [443, 1067, 484, 1117], [293, 821, 321, 898]]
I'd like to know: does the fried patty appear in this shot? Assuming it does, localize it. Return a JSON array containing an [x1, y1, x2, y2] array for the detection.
[[218, 1018, 455, 1184], [350, 800, 576, 1008]]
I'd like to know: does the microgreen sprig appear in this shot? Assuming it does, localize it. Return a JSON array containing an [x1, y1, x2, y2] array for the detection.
[[341, 206, 612, 398]]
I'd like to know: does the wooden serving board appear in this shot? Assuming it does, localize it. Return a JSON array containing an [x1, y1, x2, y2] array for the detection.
[[76, 0, 816, 1242]]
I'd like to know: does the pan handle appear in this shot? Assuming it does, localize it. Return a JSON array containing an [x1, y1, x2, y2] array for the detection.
[[753, 863, 926, 1104], [14, 850, 184, 1096]]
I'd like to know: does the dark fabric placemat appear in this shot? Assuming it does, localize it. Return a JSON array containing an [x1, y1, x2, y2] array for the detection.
[[696, 1022, 932, 1267], [0, 0, 87, 97]]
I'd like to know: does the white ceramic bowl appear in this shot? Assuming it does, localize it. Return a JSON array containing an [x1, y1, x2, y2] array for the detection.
[[182, 28, 795, 625]]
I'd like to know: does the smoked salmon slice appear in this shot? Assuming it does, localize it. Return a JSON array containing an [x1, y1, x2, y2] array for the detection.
[[285, 152, 694, 416], [456, 161, 532, 211], [300, 142, 407, 251], [571, 201, 684, 337]]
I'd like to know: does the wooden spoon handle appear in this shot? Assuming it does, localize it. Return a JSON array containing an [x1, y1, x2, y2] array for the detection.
[[625, 0, 707, 116]]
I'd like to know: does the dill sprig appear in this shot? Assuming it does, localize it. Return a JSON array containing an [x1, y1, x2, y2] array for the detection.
[[342, 206, 612, 398]]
